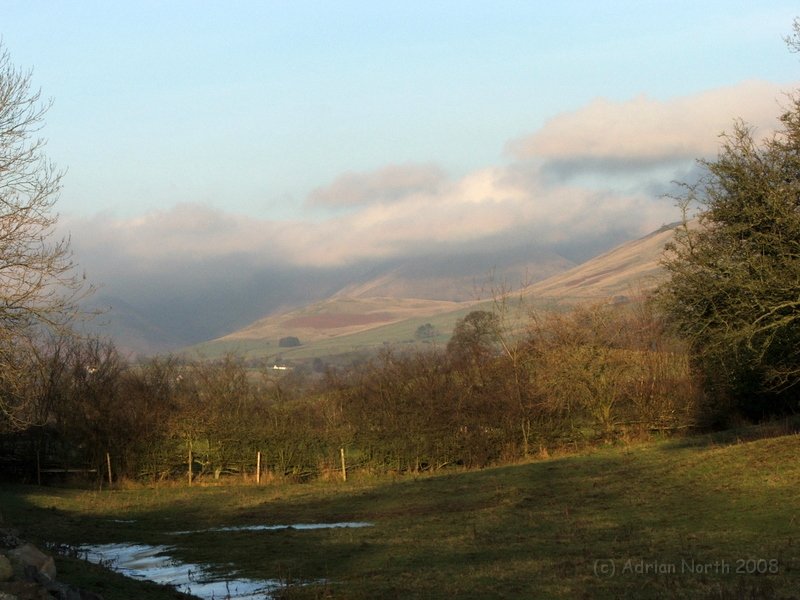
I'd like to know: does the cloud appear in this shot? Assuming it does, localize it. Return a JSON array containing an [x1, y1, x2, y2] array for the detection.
[[67, 80, 794, 280], [62, 79, 796, 349], [507, 80, 791, 180], [64, 205, 270, 268], [306, 163, 447, 208], [65, 166, 674, 276]]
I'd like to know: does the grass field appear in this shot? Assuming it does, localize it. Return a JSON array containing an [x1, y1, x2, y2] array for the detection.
[[2, 424, 799, 599], [187, 303, 473, 362]]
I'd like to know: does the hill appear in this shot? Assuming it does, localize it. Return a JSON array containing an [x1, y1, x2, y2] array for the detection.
[[520, 222, 680, 304], [219, 295, 463, 343], [81, 242, 574, 357], [190, 223, 681, 361], [81, 295, 193, 356], [334, 246, 574, 301]]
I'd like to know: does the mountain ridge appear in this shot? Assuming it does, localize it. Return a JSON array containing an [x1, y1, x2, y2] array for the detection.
[[188, 222, 681, 361], [520, 221, 681, 303]]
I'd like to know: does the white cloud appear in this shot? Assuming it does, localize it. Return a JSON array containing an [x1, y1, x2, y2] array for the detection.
[[507, 80, 791, 167], [63, 79, 794, 308], [64, 169, 673, 275], [306, 163, 447, 208]]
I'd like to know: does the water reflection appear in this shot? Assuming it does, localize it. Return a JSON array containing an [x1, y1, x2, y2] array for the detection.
[[171, 521, 374, 534], [79, 522, 373, 599], [81, 542, 281, 599]]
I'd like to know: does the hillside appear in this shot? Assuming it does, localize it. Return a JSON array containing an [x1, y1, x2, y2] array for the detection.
[[520, 222, 680, 303], [189, 224, 681, 361], [82, 295, 194, 356], [334, 246, 575, 301], [219, 296, 465, 344], [82, 241, 575, 357]]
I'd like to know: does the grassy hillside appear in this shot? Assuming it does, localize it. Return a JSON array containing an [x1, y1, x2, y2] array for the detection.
[[187, 225, 679, 362], [332, 247, 575, 301], [187, 296, 477, 361], [519, 222, 679, 304], [223, 296, 465, 343], [2, 423, 798, 599]]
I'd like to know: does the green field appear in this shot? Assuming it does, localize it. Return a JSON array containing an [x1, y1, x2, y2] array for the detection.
[[186, 303, 475, 363], [187, 296, 558, 364], [2, 424, 799, 599]]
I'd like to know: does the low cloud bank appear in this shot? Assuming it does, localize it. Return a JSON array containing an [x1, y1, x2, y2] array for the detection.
[[63, 79, 795, 349]]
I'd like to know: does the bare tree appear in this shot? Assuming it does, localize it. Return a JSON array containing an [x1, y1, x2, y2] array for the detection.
[[0, 43, 90, 427], [784, 17, 800, 53]]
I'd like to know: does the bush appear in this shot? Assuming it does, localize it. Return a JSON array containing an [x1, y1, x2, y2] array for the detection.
[[279, 336, 301, 348]]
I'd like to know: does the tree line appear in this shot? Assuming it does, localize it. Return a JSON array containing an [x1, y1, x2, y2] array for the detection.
[[0, 299, 705, 483], [1, 32, 799, 484]]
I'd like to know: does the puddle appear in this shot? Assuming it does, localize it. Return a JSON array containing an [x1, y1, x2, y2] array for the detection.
[[172, 521, 373, 534], [80, 542, 282, 599], [79, 522, 373, 599]]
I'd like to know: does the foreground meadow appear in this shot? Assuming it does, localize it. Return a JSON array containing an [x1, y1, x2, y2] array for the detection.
[[2, 425, 799, 599]]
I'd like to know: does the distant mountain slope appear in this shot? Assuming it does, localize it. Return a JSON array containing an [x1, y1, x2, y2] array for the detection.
[[87, 225, 680, 359], [82, 295, 193, 357], [218, 296, 465, 345], [335, 247, 575, 301], [84, 241, 576, 357], [520, 222, 680, 303], [191, 224, 681, 361]]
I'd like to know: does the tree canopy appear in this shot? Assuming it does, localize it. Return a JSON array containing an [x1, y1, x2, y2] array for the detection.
[[446, 310, 500, 366], [657, 98, 800, 415]]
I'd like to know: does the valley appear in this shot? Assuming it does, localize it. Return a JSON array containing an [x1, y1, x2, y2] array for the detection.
[[187, 222, 680, 363]]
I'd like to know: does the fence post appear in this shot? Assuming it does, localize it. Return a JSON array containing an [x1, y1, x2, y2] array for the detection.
[[106, 452, 113, 488], [256, 451, 262, 484], [188, 439, 193, 487], [340, 447, 347, 482]]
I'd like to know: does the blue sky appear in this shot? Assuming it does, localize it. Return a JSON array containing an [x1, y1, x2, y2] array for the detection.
[[4, 1, 798, 221], [2, 2, 800, 344]]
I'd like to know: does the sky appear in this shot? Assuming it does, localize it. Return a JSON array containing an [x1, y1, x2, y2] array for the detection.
[[2, 1, 800, 346]]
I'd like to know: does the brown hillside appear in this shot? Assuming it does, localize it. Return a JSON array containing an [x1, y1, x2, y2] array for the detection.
[[521, 223, 680, 303], [196, 224, 683, 359], [219, 296, 466, 344]]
